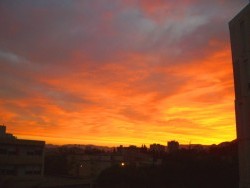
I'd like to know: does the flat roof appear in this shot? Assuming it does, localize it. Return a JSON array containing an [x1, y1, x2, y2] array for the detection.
[[0, 138, 45, 146], [229, 3, 250, 25]]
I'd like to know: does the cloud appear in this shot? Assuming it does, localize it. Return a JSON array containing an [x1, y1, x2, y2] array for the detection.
[[0, 51, 28, 64], [0, 0, 248, 146]]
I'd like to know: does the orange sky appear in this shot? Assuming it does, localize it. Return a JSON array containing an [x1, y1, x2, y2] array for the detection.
[[0, 0, 249, 146]]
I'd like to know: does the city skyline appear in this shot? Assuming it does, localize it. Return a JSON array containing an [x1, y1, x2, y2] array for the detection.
[[0, 0, 249, 146]]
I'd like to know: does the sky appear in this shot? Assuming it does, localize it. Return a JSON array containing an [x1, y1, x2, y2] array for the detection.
[[0, 0, 249, 146]]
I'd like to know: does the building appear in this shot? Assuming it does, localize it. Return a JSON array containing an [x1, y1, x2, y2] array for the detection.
[[180, 144, 209, 151], [0, 126, 95, 187], [167, 141, 179, 153], [0, 125, 45, 178], [0, 125, 16, 139], [67, 154, 124, 178], [116, 145, 155, 166], [149, 143, 166, 153], [229, 3, 250, 188]]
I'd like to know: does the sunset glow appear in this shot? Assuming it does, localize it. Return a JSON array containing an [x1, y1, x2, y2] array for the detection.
[[0, 0, 248, 146]]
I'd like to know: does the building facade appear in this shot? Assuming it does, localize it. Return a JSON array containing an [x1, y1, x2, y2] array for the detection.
[[229, 3, 250, 188], [0, 125, 45, 178]]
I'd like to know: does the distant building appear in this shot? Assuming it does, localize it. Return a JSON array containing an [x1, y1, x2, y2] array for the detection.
[[0, 125, 45, 177], [229, 3, 250, 188], [116, 145, 155, 166], [68, 154, 124, 178], [149, 143, 166, 153], [167, 141, 179, 152], [179, 144, 210, 151]]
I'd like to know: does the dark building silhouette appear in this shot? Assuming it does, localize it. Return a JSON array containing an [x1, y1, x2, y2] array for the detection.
[[229, 3, 250, 188], [167, 141, 179, 152], [0, 125, 45, 177], [149, 143, 166, 152]]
